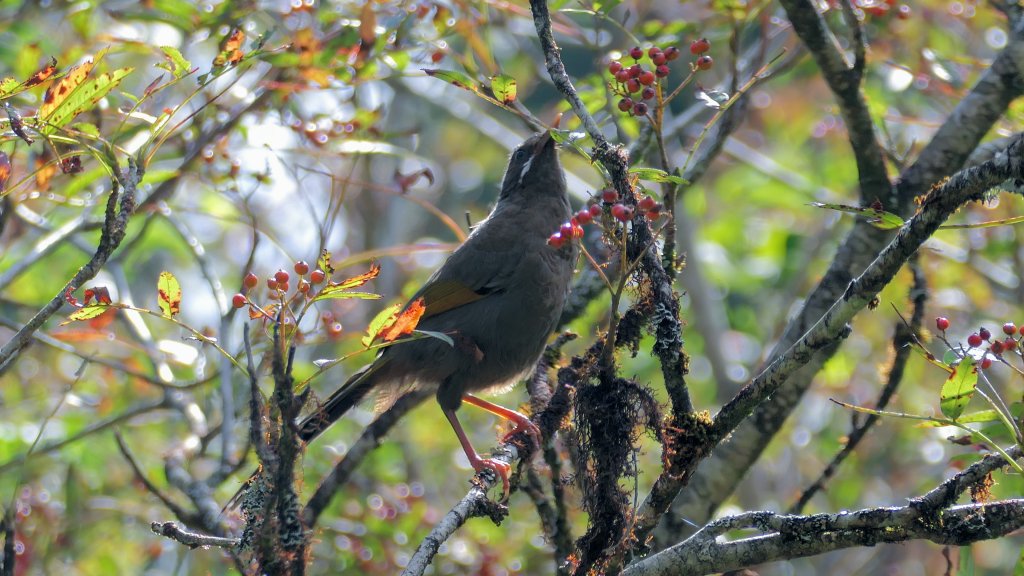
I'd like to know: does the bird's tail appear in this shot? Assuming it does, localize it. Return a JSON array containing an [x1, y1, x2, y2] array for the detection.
[[297, 358, 386, 442]]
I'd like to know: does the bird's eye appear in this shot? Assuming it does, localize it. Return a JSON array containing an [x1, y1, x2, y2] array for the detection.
[[513, 149, 527, 162]]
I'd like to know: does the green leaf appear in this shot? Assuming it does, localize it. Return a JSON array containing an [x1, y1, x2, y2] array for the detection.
[[940, 355, 977, 420], [62, 304, 111, 325], [941, 349, 959, 366], [549, 130, 591, 162], [630, 167, 687, 185], [317, 248, 334, 275], [0, 77, 19, 97], [158, 46, 192, 79], [809, 202, 905, 230], [361, 303, 402, 347], [490, 73, 517, 105], [157, 271, 182, 316], [310, 288, 381, 302], [39, 67, 134, 135]]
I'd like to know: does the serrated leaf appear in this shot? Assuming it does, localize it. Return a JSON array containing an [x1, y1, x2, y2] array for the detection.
[[0, 77, 19, 97], [333, 262, 381, 290], [361, 303, 403, 347], [317, 248, 334, 276], [157, 271, 181, 316], [38, 65, 134, 135], [809, 202, 905, 230], [62, 304, 112, 325], [490, 73, 517, 105], [630, 167, 687, 185], [158, 46, 191, 79], [375, 298, 425, 343], [311, 289, 381, 302], [940, 355, 977, 420]]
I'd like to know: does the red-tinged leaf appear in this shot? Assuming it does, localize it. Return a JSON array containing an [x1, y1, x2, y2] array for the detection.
[[940, 355, 978, 420], [23, 56, 57, 87], [213, 29, 246, 67], [317, 248, 335, 276], [333, 262, 381, 290], [377, 298, 426, 343], [143, 74, 165, 97], [62, 304, 112, 325], [88, 308, 117, 330], [83, 289, 95, 306], [157, 271, 182, 316], [0, 152, 11, 193], [394, 168, 435, 193], [93, 286, 112, 305], [361, 302, 402, 347], [64, 286, 80, 308], [40, 59, 95, 118], [490, 73, 517, 105]]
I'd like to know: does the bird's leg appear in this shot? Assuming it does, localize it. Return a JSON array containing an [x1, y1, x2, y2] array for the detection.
[[443, 407, 512, 497], [462, 394, 542, 453]]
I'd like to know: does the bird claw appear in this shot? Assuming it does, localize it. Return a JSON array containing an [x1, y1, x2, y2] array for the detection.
[[500, 414, 542, 454], [472, 457, 511, 500]]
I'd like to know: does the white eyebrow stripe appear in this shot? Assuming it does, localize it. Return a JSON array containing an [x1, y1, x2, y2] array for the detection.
[[518, 155, 533, 185]]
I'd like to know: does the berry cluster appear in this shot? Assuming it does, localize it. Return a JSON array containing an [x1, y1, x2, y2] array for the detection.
[[935, 317, 1022, 370], [547, 188, 664, 248], [233, 260, 328, 310], [608, 43, 691, 117]]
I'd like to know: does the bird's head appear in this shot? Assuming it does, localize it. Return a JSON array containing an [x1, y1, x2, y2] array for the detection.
[[499, 131, 565, 200]]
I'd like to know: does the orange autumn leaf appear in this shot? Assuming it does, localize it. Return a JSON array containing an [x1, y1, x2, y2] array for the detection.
[[39, 59, 94, 119], [0, 152, 10, 193], [214, 29, 245, 67], [376, 298, 425, 342], [23, 56, 57, 87], [334, 261, 381, 290]]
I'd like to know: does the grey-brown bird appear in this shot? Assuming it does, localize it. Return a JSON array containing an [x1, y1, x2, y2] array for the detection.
[[297, 130, 575, 494]]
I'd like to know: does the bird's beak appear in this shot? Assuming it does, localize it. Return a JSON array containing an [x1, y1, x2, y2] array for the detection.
[[535, 130, 556, 154]]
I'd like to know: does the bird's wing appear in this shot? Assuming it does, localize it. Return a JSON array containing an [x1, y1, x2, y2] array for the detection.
[[408, 239, 521, 320]]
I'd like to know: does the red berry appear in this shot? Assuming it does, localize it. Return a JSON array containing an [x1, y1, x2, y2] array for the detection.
[[575, 209, 593, 225], [560, 221, 575, 238], [243, 272, 258, 289], [327, 322, 343, 337], [652, 52, 667, 66], [655, 64, 670, 78], [274, 269, 290, 284], [1003, 322, 1017, 335], [608, 61, 623, 75], [935, 317, 950, 331], [647, 46, 662, 59], [967, 333, 983, 347], [611, 203, 634, 222], [1003, 337, 1017, 351], [572, 225, 584, 239], [664, 46, 680, 61], [638, 195, 657, 211], [615, 69, 630, 83], [298, 279, 311, 294], [430, 51, 444, 63], [639, 71, 656, 85], [629, 46, 643, 60], [646, 209, 661, 220], [690, 38, 710, 55], [294, 260, 309, 275], [641, 87, 655, 100], [267, 278, 279, 290], [695, 55, 713, 71], [601, 188, 619, 203], [633, 101, 648, 116], [981, 357, 993, 369], [979, 327, 991, 341], [547, 232, 565, 248], [628, 64, 642, 78], [279, 281, 290, 293], [232, 293, 247, 309], [991, 340, 1005, 355], [626, 79, 641, 93], [618, 97, 633, 112], [865, 5, 888, 16], [310, 269, 326, 284], [589, 204, 603, 217], [896, 4, 910, 19]]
